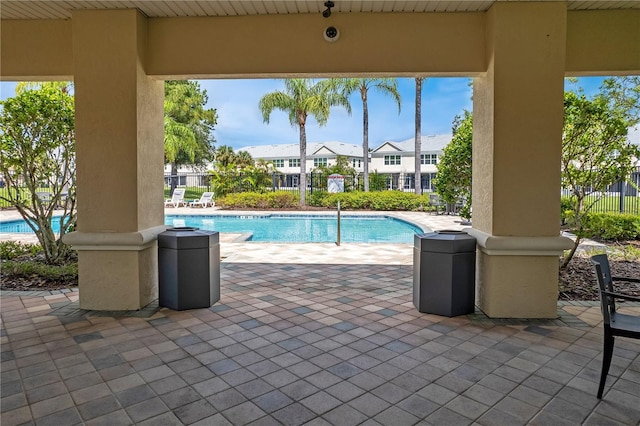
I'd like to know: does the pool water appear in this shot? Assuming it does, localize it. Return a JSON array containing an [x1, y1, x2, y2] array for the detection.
[[0, 214, 422, 243], [165, 214, 422, 243]]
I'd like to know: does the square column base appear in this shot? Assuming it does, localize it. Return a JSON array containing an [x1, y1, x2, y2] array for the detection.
[[477, 252, 559, 318], [78, 246, 158, 311]]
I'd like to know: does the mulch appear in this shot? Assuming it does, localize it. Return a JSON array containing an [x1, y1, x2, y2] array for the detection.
[[559, 255, 640, 301]]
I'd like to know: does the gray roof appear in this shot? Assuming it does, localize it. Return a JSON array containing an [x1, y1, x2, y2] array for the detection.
[[238, 141, 362, 159], [373, 134, 452, 153]]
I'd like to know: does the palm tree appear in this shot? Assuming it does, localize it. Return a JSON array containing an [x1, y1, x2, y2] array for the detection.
[[339, 78, 401, 192], [414, 77, 424, 195], [259, 79, 351, 206], [214, 145, 236, 168], [236, 150, 254, 168]]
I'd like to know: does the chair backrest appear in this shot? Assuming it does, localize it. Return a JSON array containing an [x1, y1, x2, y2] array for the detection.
[[200, 192, 214, 202], [591, 254, 616, 325], [171, 188, 185, 201], [36, 191, 51, 203]]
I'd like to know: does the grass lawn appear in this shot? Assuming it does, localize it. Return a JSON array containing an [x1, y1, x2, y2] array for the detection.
[[586, 195, 640, 214]]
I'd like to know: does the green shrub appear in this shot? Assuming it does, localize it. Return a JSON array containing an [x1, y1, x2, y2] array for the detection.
[[268, 192, 297, 208], [318, 191, 430, 211], [217, 191, 298, 209], [0, 241, 43, 260], [560, 196, 574, 225], [2, 259, 78, 282], [307, 191, 330, 207], [579, 212, 640, 241], [218, 190, 438, 211]]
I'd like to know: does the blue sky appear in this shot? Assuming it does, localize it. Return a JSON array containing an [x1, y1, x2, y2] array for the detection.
[[1, 77, 608, 151]]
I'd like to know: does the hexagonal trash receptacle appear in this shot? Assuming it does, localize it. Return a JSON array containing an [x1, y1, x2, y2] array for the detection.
[[413, 230, 476, 317], [158, 227, 220, 310]]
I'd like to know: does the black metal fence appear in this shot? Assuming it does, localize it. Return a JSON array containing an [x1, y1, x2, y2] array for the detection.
[[561, 167, 640, 215], [3, 170, 639, 215], [164, 172, 366, 196], [164, 169, 640, 215]]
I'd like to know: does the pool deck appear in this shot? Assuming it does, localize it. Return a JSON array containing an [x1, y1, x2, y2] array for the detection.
[[2, 209, 638, 426]]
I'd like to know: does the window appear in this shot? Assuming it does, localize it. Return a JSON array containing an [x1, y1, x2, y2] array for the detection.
[[314, 158, 328, 167], [273, 159, 284, 168], [384, 155, 401, 165], [421, 154, 438, 165], [352, 159, 362, 168], [165, 176, 187, 186], [288, 158, 300, 167]]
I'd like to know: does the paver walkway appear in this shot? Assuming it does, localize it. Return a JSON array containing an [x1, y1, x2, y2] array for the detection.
[[1, 209, 638, 425]]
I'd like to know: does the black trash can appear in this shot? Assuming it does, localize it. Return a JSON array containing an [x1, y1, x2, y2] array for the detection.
[[158, 227, 220, 310], [413, 230, 476, 317]]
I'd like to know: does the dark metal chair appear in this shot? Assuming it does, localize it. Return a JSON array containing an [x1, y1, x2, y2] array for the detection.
[[590, 254, 640, 399]]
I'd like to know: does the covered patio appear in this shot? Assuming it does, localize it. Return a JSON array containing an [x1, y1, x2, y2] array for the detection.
[[2, 256, 640, 425], [1, 1, 640, 423], [1, 0, 638, 317]]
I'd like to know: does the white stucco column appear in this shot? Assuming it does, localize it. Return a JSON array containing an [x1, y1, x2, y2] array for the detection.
[[469, 2, 573, 318], [63, 9, 165, 310]]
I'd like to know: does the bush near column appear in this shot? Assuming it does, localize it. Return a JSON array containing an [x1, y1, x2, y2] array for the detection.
[[576, 212, 640, 241]]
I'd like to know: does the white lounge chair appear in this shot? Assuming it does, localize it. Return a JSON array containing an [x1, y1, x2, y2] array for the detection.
[[190, 192, 215, 208], [36, 191, 52, 204], [164, 188, 186, 208]]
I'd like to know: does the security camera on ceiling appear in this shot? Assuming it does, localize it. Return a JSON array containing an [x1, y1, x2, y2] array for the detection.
[[324, 26, 340, 42]]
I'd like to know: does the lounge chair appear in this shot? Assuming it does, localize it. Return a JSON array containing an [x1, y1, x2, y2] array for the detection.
[[190, 192, 215, 208], [164, 188, 186, 208], [36, 191, 52, 204]]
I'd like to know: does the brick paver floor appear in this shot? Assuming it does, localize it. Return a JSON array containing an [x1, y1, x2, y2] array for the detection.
[[2, 260, 639, 425], [1, 210, 637, 425]]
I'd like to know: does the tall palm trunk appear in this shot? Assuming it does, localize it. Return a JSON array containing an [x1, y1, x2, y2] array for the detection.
[[170, 162, 178, 195], [362, 89, 370, 192], [299, 124, 307, 206], [415, 77, 423, 195]]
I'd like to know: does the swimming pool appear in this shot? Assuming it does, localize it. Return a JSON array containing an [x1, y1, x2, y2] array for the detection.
[[0, 214, 423, 243]]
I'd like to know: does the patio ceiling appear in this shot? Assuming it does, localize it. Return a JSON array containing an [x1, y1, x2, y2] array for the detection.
[[1, 0, 639, 20]]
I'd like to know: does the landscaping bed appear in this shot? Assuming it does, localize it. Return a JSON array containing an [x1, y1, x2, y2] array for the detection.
[[2, 240, 639, 301]]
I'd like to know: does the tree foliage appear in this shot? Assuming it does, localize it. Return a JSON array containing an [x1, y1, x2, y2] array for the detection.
[[561, 91, 639, 267], [259, 79, 351, 206], [434, 110, 473, 220], [339, 78, 401, 192], [598, 76, 640, 127], [164, 81, 217, 192], [0, 84, 76, 264], [211, 146, 275, 196]]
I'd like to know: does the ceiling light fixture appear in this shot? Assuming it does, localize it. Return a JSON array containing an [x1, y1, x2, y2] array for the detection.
[[322, 1, 334, 18]]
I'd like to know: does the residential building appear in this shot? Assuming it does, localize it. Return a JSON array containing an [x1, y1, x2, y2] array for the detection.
[[371, 134, 451, 191], [239, 135, 451, 192], [238, 141, 364, 188]]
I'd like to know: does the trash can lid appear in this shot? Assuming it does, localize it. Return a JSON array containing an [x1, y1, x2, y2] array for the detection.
[[414, 230, 476, 253], [158, 227, 219, 249]]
